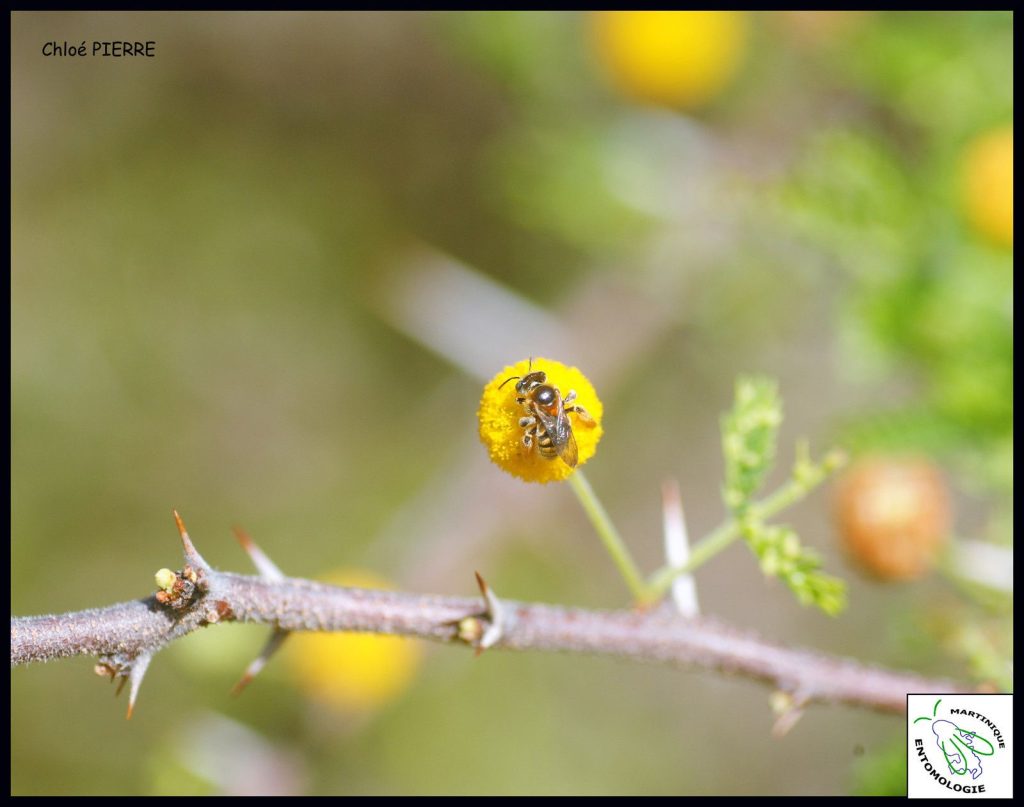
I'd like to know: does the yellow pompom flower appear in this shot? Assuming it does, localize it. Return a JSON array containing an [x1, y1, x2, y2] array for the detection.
[[286, 568, 424, 714], [589, 11, 749, 110], [960, 126, 1013, 248], [478, 357, 603, 484]]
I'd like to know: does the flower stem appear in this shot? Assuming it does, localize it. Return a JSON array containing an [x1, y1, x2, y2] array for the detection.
[[644, 474, 830, 600], [568, 471, 647, 601]]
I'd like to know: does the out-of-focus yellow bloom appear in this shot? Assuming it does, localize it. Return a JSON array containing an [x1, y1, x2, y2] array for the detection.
[[589, 11, 748, 110], [286, 568, 423, 714], [960, 126, 1013, 248], [478, 357, 603, 484]]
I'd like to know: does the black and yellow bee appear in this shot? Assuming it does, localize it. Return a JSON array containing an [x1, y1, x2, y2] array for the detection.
[[500, 363, 595, 468]]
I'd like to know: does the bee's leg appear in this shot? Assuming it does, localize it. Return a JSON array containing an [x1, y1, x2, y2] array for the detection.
[[520, 417, 539, 450], [566, 403, 595, 425], [564, 390, 595, 424]]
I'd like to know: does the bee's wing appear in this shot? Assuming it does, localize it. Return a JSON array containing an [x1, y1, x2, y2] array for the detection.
[[557, 423, 579, 468], [536, 402, 578, 468]]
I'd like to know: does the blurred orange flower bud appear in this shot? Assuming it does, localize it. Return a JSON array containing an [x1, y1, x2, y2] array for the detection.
[[833, 457, 952, 581]]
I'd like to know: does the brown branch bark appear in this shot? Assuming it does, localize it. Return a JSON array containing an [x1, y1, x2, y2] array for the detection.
[[11, 569, 967, 715]]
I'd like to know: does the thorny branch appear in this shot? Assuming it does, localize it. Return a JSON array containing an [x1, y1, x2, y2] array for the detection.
[[11, 514, 969, 722]]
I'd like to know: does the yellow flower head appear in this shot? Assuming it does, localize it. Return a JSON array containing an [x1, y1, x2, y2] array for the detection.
[[590, 11, 749, 110], [478, 357, 603, 484], [960, 125, 1013, 249], [286, 568, 424, 714]]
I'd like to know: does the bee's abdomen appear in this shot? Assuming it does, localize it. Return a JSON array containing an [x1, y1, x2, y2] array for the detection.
[[536, 428, 558, 459]]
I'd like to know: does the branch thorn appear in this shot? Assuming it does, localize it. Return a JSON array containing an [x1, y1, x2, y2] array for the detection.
[[232, 526, 285, 582], [124, 652, 154, 720], [172, 509, 210, 572], [662, 479, 700, 618], [232, 629, 290, 696], [770, 689, 810, 738], [474, 571, 513, 654]]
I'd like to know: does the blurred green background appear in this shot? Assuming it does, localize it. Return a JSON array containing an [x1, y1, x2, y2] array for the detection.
[[11, 11, 1012, 795]]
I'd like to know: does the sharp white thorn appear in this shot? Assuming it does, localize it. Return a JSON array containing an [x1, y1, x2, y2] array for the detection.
[[949, 540, 1013, 593], [662, 480, 699, 618], [476, 573, 514, 651], [173, 510, 210, 571], [233, 629, 290, 695], [125, 652, 154, 720], [245, 540, 286, 581]]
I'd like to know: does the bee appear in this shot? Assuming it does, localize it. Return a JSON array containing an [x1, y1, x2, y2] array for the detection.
[[499, 363, 595, 468]]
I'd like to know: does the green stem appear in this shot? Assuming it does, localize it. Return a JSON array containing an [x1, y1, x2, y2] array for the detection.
[[568, 471, 647, 601], [644, 475, 828, 601], [645, 521, 738, 603]]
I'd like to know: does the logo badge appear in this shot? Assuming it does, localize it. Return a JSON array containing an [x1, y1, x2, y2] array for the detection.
[[908, 694, 1012, 798]]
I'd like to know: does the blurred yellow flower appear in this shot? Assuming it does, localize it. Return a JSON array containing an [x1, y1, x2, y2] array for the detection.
[[286, 568, 424, 714], [589, 11, 749, 110], [960, 126, 1013, 248], [478, 357, 603, 484]]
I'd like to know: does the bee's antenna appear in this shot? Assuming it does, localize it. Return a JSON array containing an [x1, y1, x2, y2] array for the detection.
[[499, 375, 520, 390]]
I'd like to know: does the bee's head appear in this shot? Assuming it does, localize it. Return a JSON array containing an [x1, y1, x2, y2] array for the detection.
[[518, 371, 547, 391], [500, 370, 547, 394]]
